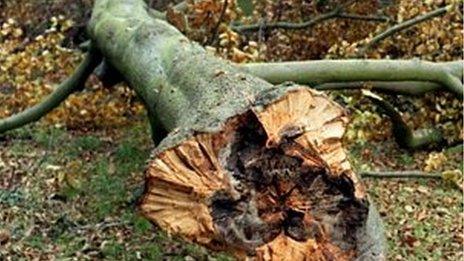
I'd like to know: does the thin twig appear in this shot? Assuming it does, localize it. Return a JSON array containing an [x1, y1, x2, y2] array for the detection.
[[232, 6, 342, 32], [314, 81, 441, 95], [207, 0, 228, 46], [336, 13, 390, 22], [78, 40, 91, 51], [358, 5, 451, 56], [75, 221, 129, 231], [172, 1, 188, 13], [231, 7, 389, 33], [360, 170, 442, 179]]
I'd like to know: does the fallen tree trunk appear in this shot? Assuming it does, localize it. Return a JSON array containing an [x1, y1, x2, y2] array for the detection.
[[1, 1, 461, 258], [86, 0, 386, 259]]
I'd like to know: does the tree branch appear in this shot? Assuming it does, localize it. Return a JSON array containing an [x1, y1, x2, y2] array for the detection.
[[207, 0, 228, 46], [360, 170, 441, 179], [314, 81, 441, 95], [440, 61, 464, 80], [336, 13, 390, 22], [363, 90, 444, 149], [147, 1, 188, 20], [358, 5, 451, 55], [241, 59, 463, 98], [94, 59, 124, 87], [0, 49, 102, 134], [231, 6, 389, 33]]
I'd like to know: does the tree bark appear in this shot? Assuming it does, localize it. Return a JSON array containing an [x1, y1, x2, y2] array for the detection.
[[363, 90, 444, 149], [86, 0, 386, 259], [241, 60, 463, 98]]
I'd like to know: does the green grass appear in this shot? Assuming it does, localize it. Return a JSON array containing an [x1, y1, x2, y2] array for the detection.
[[102, 240, 126, 258], [397, 153, 414, 165], [0, 189, 24, 206], [32, 126, 67, 148], [129, 214, 153, 235], [72, 135, 102, 151], [25, 234, 46, 249], [1, 123, 234, 259], [87, 159, 126, 220]]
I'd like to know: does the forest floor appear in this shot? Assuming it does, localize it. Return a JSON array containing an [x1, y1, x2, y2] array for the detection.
[[0, 120, 461, 260], [0, 122, 233, 260]]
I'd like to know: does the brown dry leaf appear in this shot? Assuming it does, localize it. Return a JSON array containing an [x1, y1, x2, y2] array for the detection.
[[166, 7, 188, 32], [0, 229, 10, 245], [424, 152, 447, 172]]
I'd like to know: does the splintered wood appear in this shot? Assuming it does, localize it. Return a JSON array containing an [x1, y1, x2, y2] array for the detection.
[[140, 88, 370, 260]]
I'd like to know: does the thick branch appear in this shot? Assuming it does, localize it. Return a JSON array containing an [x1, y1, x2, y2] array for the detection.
[[363, 90, 444, 149], [359, 5, 451, 55], [360, 171, 441, 179], [0, 50, 102, 134], [232, 7, 389, 33], [441, 61, 464, 80], [94, 59, 124, 87], [241, 60, 463, 98]]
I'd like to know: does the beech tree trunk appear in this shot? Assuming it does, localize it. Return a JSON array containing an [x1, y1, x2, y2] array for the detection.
[[87, 0, 386, 260]]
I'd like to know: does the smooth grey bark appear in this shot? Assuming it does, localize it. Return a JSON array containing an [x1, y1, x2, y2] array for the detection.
[[363, 91, 444, 149], [241, 60, 463, 98], [87, 0, 292, 149]]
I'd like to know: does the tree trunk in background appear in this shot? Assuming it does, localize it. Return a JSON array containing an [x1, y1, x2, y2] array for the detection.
[[88, 0, 386, 259]]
